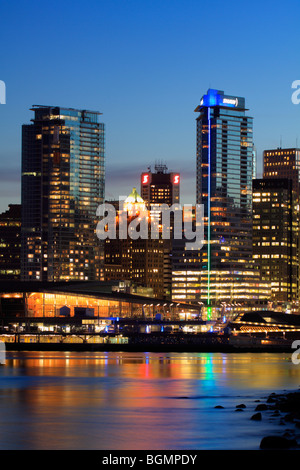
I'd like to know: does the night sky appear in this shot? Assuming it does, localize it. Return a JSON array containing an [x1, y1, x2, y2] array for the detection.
[[0, 0, 299, 212]]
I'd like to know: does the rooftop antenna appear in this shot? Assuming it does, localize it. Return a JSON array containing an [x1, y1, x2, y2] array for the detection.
[[154, 160, 168, 173]]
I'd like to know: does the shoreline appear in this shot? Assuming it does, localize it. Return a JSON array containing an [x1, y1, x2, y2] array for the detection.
[[4, 343, 293, 353], [3, 330, 296, 354], [248, 389, 300, 449]]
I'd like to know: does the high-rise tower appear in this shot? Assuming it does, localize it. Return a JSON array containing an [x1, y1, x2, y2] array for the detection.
[[21, 105, 105, 282], [0, 204, 21, 280], [253, 178, 298, 304], [263, 148, 300, 195], [104, 188, 165, 299], [140, 163, 180, 299], [255, 147, 300, 307], [194, 89, 256, 312], [141, 163, 180, 209]]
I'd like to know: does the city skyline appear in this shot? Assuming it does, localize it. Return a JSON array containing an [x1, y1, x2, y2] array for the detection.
[[0, 0, 300, 212], [2, 1, 300, 456]]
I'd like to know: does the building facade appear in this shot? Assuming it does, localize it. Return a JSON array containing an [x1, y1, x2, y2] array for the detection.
[[253, 147, 300, 308], [252, 178, 299, 305], [21, 105, 105, 282], [263, 148, 300, 194], [104, 188, 165, 299], [0, 204, 21, 280], [193, 89, 256, 313], [171, 239, 270, 316], [141, 163, 180, 299], [140, 163, 180, 208]]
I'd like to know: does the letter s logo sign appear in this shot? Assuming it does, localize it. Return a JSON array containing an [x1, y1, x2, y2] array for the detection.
[[174, 175, 180, 184], [142, 174, 149, 184], [291, 80, 300, 105], [291, 340, 300, 364]]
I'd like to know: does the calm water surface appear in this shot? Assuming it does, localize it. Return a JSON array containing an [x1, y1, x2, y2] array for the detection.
[[0, 351, 300, 450]]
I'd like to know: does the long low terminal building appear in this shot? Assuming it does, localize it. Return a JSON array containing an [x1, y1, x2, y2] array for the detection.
[[0, 280, 202, 328]]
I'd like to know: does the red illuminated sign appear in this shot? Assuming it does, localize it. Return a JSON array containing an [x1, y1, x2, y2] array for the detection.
[[173, 175, 180, 184], [142, 174, 149, 184]]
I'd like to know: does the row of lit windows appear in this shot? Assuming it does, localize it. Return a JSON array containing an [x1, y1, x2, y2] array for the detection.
[[265, 150, 297, 156]]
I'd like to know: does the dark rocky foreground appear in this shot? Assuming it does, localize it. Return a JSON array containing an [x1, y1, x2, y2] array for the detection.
[[213, 389, 300, 449], [251, 390, 300, 449]]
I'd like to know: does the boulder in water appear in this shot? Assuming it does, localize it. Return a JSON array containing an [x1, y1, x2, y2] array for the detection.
[[251, 412, 262, 421], [255, 404, 268, 411]]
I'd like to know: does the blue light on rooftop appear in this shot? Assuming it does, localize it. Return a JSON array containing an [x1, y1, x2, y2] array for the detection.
[[200, 89, 242, 108], [200, 89, 223, 107]]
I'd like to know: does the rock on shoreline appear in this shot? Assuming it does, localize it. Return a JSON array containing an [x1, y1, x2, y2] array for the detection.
[[255, 389, 300, 449]]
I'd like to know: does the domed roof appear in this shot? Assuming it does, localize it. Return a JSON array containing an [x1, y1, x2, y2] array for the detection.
[[124, 187, 145, 204]]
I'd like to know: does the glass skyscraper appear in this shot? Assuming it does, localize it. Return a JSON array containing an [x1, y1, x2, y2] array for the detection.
[[194, 89, 256, 313], [21, 105, 105, 282]]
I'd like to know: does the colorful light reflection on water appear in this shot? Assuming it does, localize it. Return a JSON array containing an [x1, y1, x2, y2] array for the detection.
[[0, 351, 299, 450]]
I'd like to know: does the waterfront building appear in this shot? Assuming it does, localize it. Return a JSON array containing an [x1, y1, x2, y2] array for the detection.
[[21, 105, 105, 282], [229, 310, 300, 338], [192, 89, 258, 315], [0, 281, 198, 322], [171, 259, 271, 318], [0, 204, 21, 280], [253, 178, 299, 307], [170, 206, 270, 317]]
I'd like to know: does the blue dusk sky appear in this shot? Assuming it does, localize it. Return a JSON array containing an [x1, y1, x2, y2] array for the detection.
[[0, 0, 299, 212]]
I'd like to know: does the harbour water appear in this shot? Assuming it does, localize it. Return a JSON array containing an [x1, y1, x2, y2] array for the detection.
[[0, 351, 299, 450]]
